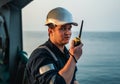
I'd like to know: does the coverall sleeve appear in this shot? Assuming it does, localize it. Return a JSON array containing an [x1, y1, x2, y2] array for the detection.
[[29, 48, 66, 84]]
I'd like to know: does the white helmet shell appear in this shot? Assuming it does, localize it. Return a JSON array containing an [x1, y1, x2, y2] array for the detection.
[[45, 7, 78, 26]]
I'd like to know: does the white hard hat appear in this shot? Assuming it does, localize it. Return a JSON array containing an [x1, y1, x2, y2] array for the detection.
[[45, 7, 78, 26]]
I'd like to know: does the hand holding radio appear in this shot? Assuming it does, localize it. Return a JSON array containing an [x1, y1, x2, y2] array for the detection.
[[69, 20, 84, 62]]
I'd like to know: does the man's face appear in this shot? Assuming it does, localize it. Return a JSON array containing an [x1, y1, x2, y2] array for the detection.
[[49, 24, 72, 46]]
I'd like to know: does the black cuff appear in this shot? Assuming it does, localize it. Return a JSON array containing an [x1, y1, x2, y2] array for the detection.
[[69, 52, 77, 63]]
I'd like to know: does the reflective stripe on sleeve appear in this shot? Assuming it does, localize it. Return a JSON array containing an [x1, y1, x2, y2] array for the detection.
[[39, 64, 55, 75]]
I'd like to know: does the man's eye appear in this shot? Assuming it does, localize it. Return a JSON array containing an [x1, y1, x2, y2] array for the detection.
[[68, 27, 72, 30], [61, 27, 66, 31]]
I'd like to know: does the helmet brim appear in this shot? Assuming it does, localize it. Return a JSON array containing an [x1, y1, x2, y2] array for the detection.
[[45, 22, 78, 27], [68, 22, 78, 26], [45, 18, 78, 26]]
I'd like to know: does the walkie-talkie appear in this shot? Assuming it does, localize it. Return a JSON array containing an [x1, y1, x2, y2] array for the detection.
[[74, 20, 84, 46]]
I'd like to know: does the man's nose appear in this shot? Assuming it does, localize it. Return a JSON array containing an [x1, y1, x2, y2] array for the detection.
[[65, 29, 71, 35]]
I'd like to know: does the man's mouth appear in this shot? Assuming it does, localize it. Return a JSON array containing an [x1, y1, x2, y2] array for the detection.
[[64, 37, 70, 39]]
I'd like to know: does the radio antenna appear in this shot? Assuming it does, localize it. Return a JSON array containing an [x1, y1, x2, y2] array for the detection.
[[78, 20, 84, 38]]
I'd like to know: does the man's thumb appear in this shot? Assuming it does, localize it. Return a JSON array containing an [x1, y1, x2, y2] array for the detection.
[[70, 40, 74, 48]]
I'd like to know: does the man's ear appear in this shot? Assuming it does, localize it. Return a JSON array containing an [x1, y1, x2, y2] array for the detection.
[[48, 28, 53, 36], [48, 28, 52, 33]]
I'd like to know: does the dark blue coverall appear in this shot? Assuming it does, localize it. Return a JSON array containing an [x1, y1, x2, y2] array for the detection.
[[26, 39, 77, 84]]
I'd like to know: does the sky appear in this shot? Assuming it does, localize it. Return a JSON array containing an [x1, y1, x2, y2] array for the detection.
[[22, 0, 120, 32]]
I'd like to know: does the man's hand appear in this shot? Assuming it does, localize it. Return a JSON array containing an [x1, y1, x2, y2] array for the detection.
[[69, 40, 83, 60]]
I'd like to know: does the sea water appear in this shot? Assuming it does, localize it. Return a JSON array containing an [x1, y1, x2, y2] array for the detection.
[[23, 31, 120, 84]]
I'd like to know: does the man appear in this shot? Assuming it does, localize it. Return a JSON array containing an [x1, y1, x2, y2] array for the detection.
[[26, 7, 83, 84]]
